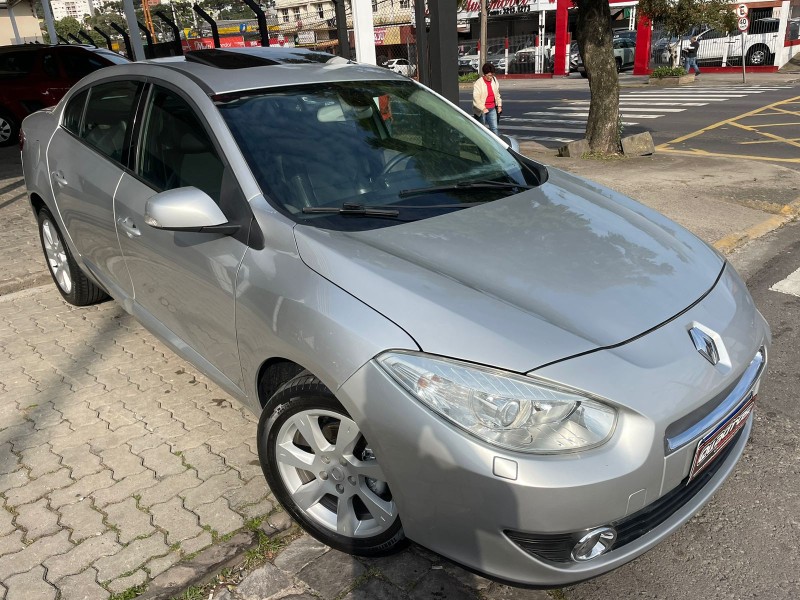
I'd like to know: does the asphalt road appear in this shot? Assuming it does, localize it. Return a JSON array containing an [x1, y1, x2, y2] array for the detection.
[[459, 76, 800, 167]]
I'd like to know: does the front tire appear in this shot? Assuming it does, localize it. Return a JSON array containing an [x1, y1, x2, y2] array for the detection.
[[257, 372, 406, 556], [37, 208, 109, 306], [0, 110, 19, 148]]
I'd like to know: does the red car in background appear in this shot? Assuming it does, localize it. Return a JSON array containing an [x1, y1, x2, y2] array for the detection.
[[0, 44, 128, 147]]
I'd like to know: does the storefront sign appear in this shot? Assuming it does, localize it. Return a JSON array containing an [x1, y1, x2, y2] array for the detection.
[[458, 0, 535, 18]]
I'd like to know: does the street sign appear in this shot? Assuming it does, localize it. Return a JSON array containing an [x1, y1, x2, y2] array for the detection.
[[239, 23, 247, 33], [735, 4, 748, 17], [737, 16, 749, 32]]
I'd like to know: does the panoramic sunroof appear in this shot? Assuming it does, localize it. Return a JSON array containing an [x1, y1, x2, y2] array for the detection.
[[185, 48, 346, 69]]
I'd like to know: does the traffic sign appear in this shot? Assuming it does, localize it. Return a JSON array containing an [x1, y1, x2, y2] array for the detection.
[[737, 16, 749, 32], [735, 4, 748, 17]]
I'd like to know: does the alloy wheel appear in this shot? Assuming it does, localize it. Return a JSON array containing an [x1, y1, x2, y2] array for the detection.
[[41, 218, 73, 294], [274, 409, 396, 538]]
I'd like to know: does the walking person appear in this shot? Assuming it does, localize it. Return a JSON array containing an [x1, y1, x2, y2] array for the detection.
[[473, 62, 502, 135], [683, 36, 700, 76]]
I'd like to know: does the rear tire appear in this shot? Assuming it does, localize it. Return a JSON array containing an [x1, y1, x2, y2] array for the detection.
[[0, 110, 19, 148], [37, 208, 109, 306], [746, 45, 771, 66], [257, 372, 406, 557]]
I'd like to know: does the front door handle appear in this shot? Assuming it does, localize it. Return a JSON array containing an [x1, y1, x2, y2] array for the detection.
[[51, 171, 67, 186], [117, 217, 141, 238]]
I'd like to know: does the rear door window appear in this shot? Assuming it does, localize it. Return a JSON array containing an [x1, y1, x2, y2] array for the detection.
[[0, 51, 36, 75], [81, 81, 142, 163], [63, 89, 89, 135]]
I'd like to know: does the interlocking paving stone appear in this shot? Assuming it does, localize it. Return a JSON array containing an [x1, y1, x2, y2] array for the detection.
[[0, 530, 73, 581], [180, 444, 227, 479], [57, 568, 110, 600], [48, 470, 116, 509], [195, 497, 245, 537], [93, 532, 169, 582], [19, 444, 62, 478], [144, 550, 181, 579], [58, 501, 106, 543], [106, 569, 147, 594], [43, 532, 121, 583], [140, 443, 185, 478], [149, 497, 203, 545], [14, 498, 60, 542], [481, 583, 551, 599], [5, 565, 56, 600], [0, 531, 24, 559], [137, 470, 203, 509], [98, 444, 146, 481], [103, 497, 155, 544], [54, 444, 103, 479], [91, 469, 158, 508], [181, 470, 243, 511]]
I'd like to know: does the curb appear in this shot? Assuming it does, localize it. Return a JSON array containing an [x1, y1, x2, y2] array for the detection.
[[713, 198, 800, 254]]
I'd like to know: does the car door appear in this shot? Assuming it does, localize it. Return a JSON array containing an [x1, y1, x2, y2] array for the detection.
[[114, 83, 250, 389], [47, 80, 143, 299]]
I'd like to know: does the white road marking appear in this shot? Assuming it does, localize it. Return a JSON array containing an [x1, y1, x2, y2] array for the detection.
[[769, 268, 800, 298]]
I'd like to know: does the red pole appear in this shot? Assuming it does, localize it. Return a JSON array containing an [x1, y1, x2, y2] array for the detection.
[[633, 15, 652, 75], [553, 0, 569, 76]]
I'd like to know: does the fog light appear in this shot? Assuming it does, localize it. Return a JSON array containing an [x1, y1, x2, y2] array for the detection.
[[571, 527, 616, 561]]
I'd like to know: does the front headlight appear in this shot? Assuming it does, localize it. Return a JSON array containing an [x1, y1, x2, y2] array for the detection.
[[377, 352, 617, 454]]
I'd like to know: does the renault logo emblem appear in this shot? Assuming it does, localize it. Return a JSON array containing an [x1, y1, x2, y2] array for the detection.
[[689, 327, 720, 366]]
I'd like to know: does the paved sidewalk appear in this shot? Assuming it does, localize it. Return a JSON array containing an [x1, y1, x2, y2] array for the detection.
[[0, 285, 272, 599], [0, 149, 50, 295]]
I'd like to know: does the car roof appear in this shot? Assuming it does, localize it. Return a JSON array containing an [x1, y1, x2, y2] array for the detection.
[[128, 47, 406, 95]]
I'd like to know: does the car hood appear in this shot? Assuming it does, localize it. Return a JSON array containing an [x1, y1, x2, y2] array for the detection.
[[293, 168, 724, 373]]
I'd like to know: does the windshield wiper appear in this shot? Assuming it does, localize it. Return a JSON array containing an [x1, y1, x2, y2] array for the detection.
[[302, 203, 400, 217], [398, 180, 533, 199]]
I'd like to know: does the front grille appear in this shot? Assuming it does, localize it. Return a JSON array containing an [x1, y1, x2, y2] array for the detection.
[[505, 429, 744, 563]]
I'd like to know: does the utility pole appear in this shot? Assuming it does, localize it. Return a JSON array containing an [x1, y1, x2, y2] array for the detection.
[[479, 0, 487, 70]]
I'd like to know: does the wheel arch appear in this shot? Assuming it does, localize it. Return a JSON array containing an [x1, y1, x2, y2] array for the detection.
[[256, 357, 308, 411]]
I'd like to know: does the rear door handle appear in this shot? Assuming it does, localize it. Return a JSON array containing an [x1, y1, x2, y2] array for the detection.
[[117, 216, 141, 238], [51, 171, 67, 186]]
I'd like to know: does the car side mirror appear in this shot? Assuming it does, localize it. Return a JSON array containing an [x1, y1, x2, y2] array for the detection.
[[144, 187, 240, 235], [499, 134, 520, 153]]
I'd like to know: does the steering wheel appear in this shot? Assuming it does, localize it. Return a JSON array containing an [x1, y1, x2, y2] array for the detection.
[[378, 151, 415, 179]]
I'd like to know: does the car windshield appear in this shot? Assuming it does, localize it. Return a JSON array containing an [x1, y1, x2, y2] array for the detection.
[[217, 79, 541, 231]]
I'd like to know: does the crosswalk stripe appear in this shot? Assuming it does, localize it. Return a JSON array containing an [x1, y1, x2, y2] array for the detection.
[[558, 105, 687, 112], [507, 135, 576, 143], [523, 110, 661, 119], [502, 117, 639, 126], [620, 96, 733, 102], [501, 124, 587, 133]]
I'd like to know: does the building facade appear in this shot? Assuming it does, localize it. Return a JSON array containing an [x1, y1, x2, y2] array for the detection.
[[1, 0, 43, 44]]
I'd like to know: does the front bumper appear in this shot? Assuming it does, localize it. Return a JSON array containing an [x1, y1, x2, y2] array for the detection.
[[338, 266, 769, 587]]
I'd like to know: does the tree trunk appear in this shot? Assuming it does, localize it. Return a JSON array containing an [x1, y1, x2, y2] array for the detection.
[[575, 0, 620, 155]]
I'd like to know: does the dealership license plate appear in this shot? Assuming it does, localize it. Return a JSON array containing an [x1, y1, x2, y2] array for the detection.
[[688, 394, 756, 482]]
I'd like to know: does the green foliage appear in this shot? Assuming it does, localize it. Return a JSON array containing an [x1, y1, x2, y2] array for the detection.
[[109, 584, 147, 600], [650, 66, 688, 77], [54, 17, 82, 40], [458, 73, 479, 82]]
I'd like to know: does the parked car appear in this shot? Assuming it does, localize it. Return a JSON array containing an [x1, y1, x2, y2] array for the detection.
[[0, 43, 128, 147], [385, 58, 416, 77], [22, 47, 769, 588], [570, 37, 635, 76], [509, 45, 553, 74], [657, 20, 778, 66]]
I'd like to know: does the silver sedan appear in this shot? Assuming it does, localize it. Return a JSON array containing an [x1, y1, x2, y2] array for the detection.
[[21, 48, 769, 587]]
